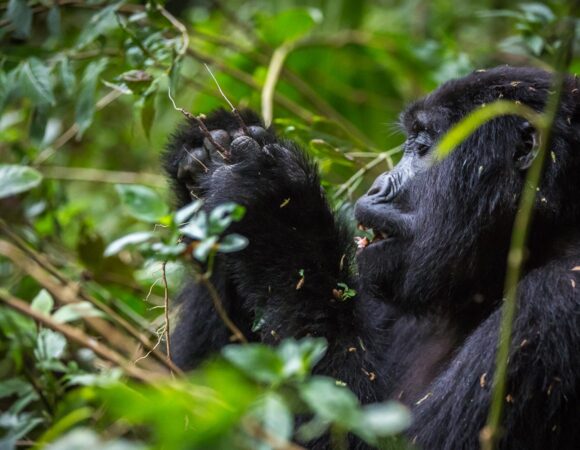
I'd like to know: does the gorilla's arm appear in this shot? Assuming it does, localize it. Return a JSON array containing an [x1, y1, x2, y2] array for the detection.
[[408, 259, 580, 450], [164, 110, 385, 401]]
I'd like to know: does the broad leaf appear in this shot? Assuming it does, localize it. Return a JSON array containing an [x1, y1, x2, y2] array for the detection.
[[104, 231, 155, 256], [115, 184, 168, 222], [75, 58, 108, 137], [19, 58, 56, 106], [0, 165, 42, 199]]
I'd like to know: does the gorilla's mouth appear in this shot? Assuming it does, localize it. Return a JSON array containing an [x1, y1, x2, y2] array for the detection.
[[355, 223, 390, 250]]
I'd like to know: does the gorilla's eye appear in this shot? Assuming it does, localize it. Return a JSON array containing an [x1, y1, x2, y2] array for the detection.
[[415, 131, 433, 156]]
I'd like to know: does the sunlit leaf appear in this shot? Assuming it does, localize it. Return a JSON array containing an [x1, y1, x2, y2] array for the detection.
[[218, 233, 248, 253], [104, 231, 155, 256], [18, 58, 56, 106], [30, 289, 54, 315], [193, 235, 218, 262], [6, 0, 32, 39], [222, 344, 283, 384], [76, 1, 124, 48], [0, 165, 42, 199], [115, 184, 168, 222], [53, 302, 105, 323]]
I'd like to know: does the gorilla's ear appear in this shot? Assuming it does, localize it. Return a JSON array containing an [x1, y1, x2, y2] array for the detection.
[[514, 121, 539, 170]]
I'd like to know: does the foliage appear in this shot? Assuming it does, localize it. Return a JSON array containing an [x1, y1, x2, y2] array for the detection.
[[0, 0, 578, 449]]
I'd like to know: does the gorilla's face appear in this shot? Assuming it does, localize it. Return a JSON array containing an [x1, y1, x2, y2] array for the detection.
[[352, 67, 573, 312]]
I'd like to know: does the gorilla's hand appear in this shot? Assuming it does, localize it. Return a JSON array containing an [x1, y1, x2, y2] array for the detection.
[[167, 110, 316, 214]]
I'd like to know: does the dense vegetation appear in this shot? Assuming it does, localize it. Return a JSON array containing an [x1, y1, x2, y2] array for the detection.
[[0, 1, 578, 449]]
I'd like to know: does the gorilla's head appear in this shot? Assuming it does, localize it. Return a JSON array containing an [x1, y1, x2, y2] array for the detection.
[[355, 66, 580, 314]]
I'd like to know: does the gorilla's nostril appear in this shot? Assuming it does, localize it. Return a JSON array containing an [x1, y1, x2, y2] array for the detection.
[[368, 186, 380, 196]]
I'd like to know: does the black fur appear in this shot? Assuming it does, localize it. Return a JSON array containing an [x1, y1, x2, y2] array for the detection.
[[163, 66, 580, 449]]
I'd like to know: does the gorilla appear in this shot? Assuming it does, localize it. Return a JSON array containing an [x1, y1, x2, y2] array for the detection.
[[163, 66, 580, 449]]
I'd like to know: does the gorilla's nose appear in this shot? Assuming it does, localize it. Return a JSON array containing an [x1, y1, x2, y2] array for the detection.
[[364, 171, 402, 204]]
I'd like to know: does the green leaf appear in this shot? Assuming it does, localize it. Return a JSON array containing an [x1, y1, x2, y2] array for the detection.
[[115, 184, 168, 223], [104, 231, 155, 256], [0, 165, 43, 199], [278, 338, 327, 379], [29, 104, 49, 144], [6, 0, 32, 39], [59, 57, 76, 96], [53, 302, 105, 323], [175, 200, 203, 224], [75, 58, 108, 137], [218, 233, 248, 253], [299, 377, 361, 427], [193, 235, 218, 262], [140, 91, 156, 140], [222, 344, 283, 384], [0, 378, 33, 399], [30, 289, 54, 315], [180, 210, 208, 240], [359, 402, 411, 437], [35, 329, 67, 361], [46, 6, 61, 38], [208, 203, 246, 234], [252, 394, 293, 450], [18, 58, 56, 106], [76, 1, 124, 48]]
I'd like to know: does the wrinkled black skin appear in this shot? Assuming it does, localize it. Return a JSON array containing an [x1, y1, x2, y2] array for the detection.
[[163, 67, 580, 450]]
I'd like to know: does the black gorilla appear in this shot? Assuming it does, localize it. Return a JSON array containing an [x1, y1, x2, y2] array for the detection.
[[163, 66, 580, 449]]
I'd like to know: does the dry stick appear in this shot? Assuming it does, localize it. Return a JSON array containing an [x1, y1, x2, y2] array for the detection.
[[0, 237, 182, 375], [333, 146, 401, 199], [161, 262, 172, 364], [167, 88, 228, 160], [40, 166, 165, 187], [198, 274, 247, 343], [481, 21, 575, 450], [0, 290, 155, 382], [204, 63, 250, 134]]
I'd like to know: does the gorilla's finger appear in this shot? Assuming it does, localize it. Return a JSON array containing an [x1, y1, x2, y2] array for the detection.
[[203, 129, 231, 160], [177, 146, 210, 182], [229, 136, 261, 162]]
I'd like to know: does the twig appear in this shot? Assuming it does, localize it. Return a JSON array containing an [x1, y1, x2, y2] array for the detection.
[[333, 146, 400, 199], [40, 166, 165, 187], [0, 236, 183, 376], [167, 88, 228, 159], [161, 262, 172, 365], [0, 290, 155, 382], [198, 274, 247, 344], [204, 64, 249, 134], [157, 4, 189, 60]]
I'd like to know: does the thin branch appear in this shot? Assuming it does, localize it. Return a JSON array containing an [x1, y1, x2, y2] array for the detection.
[[198, 274, 247, 344], [0, 290, 155, 382], [167, 88, 228, 159], [333, 146, 400, 199], [0, 236, 183, 376], [157, 4, 189, 60], [204, 64, 249, 134], [161, 262, 172, 365], [40, 166, 165, 187]]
